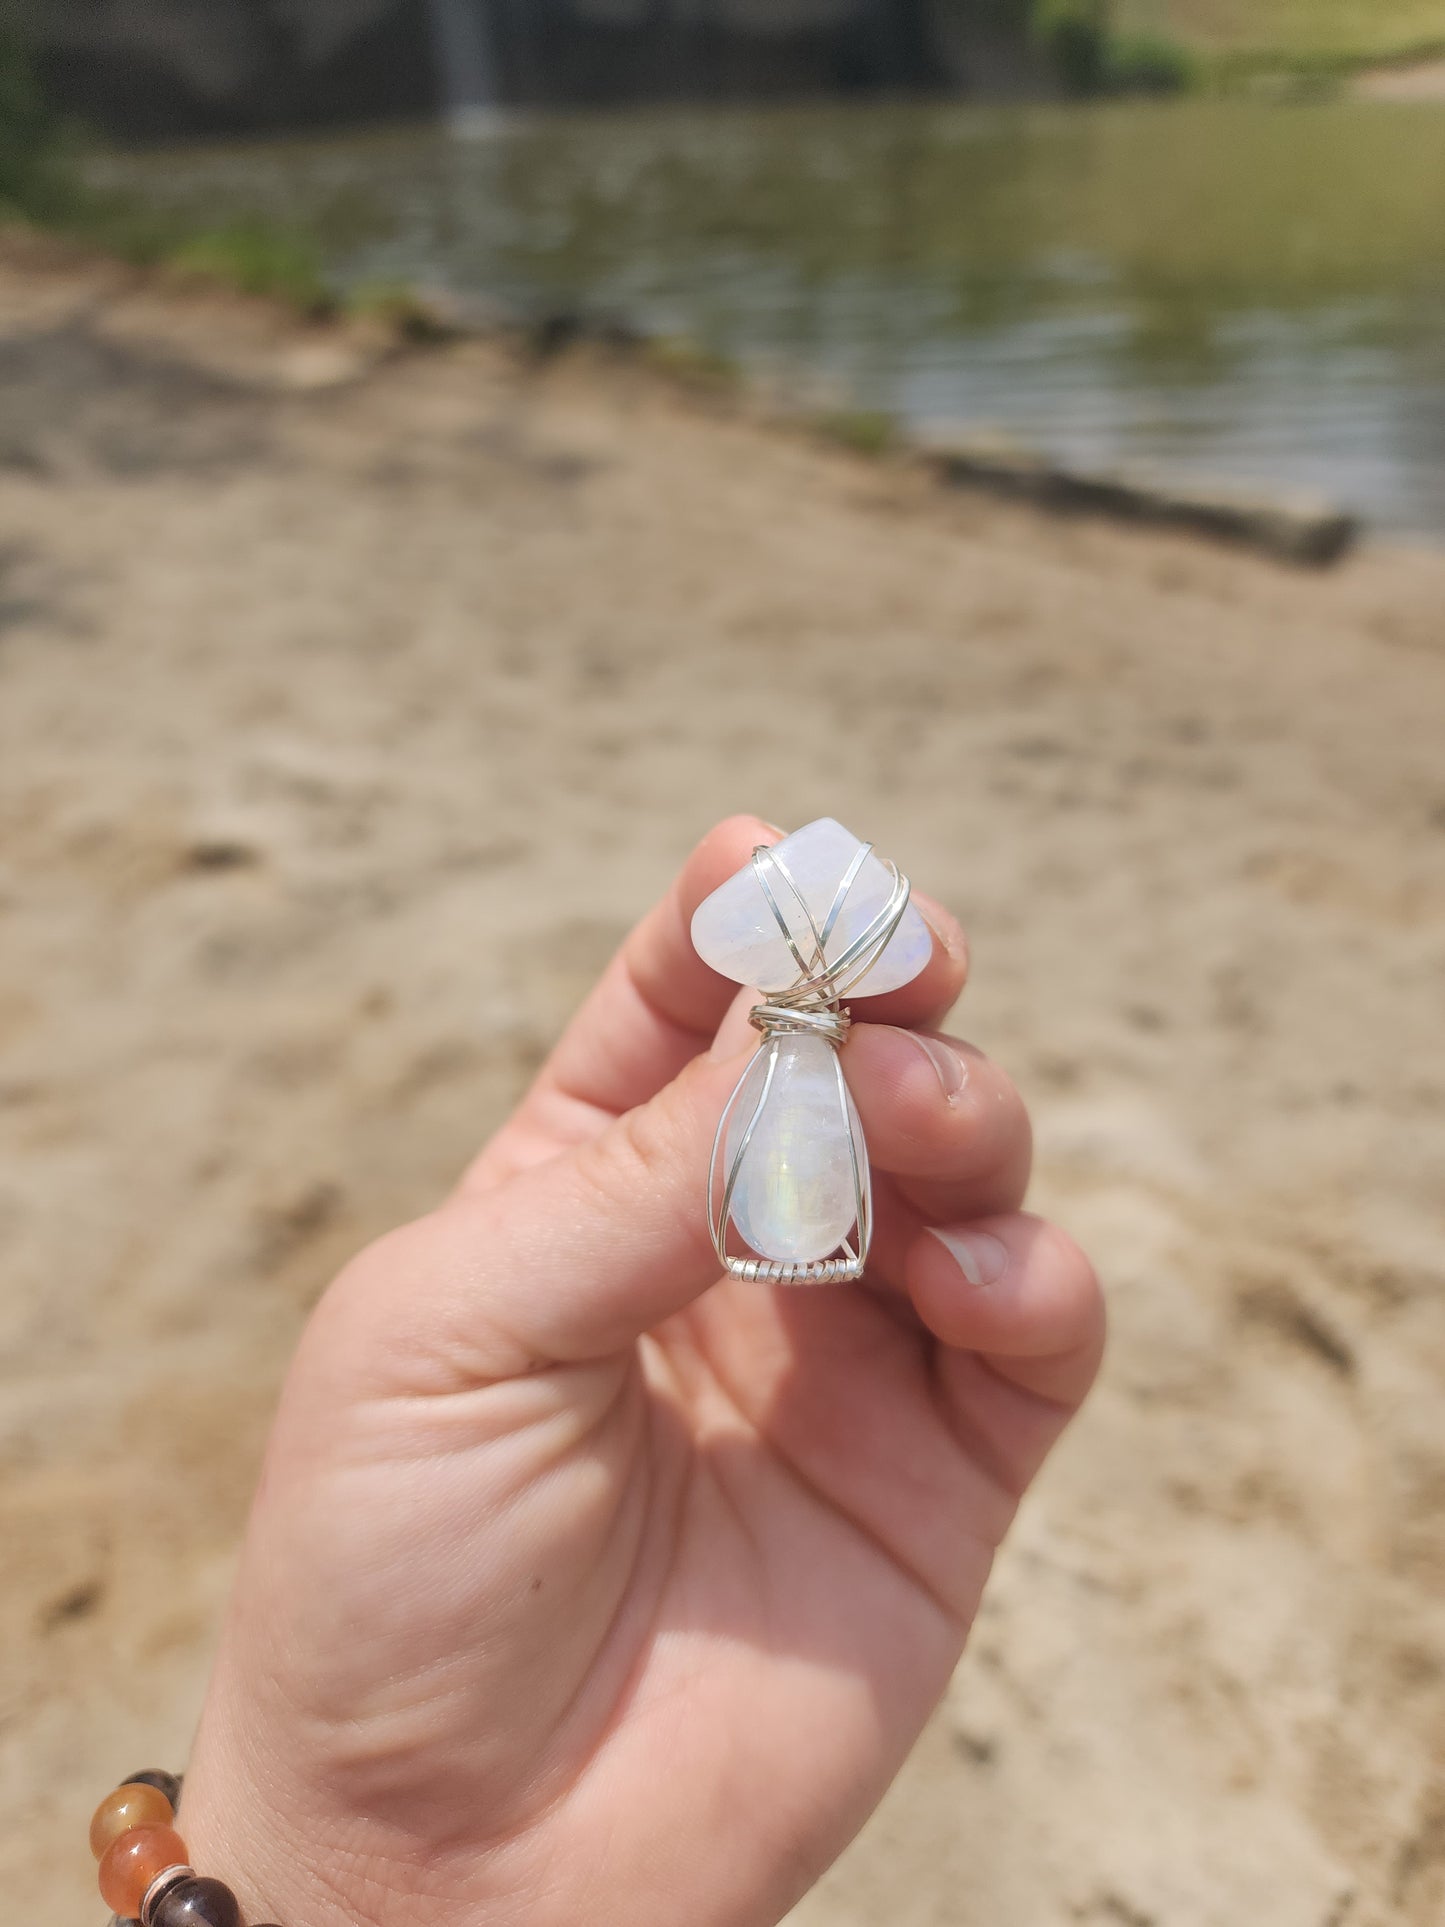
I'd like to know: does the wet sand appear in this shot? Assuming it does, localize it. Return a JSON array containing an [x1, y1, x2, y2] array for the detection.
[[1, 238, 1443, 1927]]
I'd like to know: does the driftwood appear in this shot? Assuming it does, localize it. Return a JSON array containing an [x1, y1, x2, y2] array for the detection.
[[925, 435, 1359, 567]]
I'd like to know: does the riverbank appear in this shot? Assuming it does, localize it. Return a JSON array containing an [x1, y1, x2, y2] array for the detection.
[[1118, 0, 1445, 75], [2, 247, 1444, 1927]]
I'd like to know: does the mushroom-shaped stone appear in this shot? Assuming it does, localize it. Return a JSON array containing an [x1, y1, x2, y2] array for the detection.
[[690, 817, 930, 996]]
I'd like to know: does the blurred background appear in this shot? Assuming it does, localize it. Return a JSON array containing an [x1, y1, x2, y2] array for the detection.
[[1, 4, 1443, 1923]]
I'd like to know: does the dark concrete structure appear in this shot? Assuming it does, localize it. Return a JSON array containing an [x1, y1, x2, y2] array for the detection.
[[489, 0, 940, 107], [30, 1, 1019, 141], [33, 2, 439, 141]]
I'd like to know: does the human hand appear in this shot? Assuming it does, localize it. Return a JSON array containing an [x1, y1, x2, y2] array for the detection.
[[181, 816, 1104, 1927]]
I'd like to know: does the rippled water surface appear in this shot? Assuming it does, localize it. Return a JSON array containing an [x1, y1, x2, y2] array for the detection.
[[109, 99, 1445, 537]]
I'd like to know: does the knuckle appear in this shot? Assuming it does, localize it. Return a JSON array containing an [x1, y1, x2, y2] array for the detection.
[[578, 1088, 682, 1210]]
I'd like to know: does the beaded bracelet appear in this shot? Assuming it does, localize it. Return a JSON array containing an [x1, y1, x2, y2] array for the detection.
[[89, 1770, 282, 1927]]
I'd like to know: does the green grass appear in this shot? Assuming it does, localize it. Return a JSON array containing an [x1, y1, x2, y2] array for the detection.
[[1034, 0, 1445, 90], [1106, 30, 1199, 88], [16, 186, 340, 317], [812, 408, 899, 458], [164, 219, 334, 315], [1024, 1, 1196, 92], [346, 281, 455, 341], [1112, 0, 1445, 69], [640, 334, 742, 390]]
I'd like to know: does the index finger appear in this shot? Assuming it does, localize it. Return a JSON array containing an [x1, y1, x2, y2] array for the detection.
[[851, 886, 969, 1031]]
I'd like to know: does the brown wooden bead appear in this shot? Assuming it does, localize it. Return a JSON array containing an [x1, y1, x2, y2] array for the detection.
[[97, 1823, 189, 1918], [122, 1768, 184, 1809], [90, 1783, 175, 1859], [150, 1875, 242, 1927]]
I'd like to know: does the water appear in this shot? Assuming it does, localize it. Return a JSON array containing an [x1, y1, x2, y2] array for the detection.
[[104, 97, 1445, 538]]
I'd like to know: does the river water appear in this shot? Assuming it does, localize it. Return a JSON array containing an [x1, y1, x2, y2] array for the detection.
[[108, 97, 1445, 539]]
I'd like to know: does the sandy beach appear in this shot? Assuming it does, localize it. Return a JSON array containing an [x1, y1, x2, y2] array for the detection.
[[1357, 57, 1445, 101], [1, 238, 1443, 1927]]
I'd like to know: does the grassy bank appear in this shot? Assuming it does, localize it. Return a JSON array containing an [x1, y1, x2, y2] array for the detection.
[[1038, 0, 1445, 91], [0, 13, 337, 314], [1113, 0, 1445, 78]]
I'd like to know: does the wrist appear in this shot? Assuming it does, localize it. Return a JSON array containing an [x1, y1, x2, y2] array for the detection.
[[179, 1735, 340, 1927]]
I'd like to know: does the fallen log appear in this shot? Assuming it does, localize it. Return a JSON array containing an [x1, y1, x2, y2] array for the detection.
[[924, 434, 1359, 566]]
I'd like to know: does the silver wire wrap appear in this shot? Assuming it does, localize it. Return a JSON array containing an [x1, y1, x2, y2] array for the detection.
[[708, 841, 912, 1284]]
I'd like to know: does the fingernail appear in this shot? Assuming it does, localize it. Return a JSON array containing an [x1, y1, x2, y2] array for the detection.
[[928, 1227, 1009, 1288], [760, 819, 787, 838], [908, 1031, 967, 1103]]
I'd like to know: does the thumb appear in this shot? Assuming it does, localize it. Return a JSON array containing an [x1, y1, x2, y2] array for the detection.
[[349, 1041, 753, 1380]]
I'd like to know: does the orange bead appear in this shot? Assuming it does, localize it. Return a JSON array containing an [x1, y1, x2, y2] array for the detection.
[[97, 1823, 189, 1918], [89, 1782, 175, 1859]]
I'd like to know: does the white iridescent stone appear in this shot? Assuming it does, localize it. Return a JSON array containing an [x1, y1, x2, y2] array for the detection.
[[723, 1033, 864, 1263], [690, 816, 931, 996]]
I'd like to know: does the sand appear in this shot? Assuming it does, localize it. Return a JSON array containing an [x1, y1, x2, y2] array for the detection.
[[1357, 58, 1445, 100], [0, 238, 1442, 1927]]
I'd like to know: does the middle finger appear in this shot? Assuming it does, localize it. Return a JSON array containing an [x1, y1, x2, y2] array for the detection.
[[843, 1023, 1032, 1222]]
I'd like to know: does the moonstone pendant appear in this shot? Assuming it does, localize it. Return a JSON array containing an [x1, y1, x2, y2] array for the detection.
[[691, 818, 929, 1284], [723, 1032, 864, 1264]]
